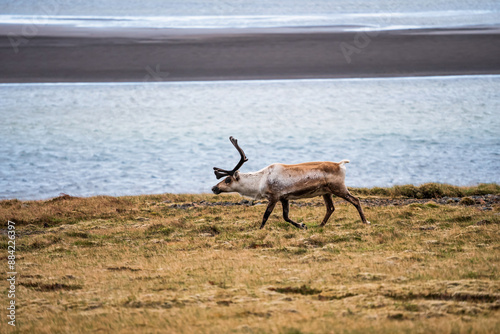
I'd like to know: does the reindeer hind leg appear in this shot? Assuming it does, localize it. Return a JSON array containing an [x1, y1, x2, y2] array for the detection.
[[320, 194, 335, 227], [330, 186, 370, 225]]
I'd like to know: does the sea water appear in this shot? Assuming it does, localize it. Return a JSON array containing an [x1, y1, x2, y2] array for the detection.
[[1, 0, 500, 30], [1, 76, 499, 200]]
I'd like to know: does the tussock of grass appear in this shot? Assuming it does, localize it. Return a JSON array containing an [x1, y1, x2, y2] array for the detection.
[[269, 285, 322, 295], [1, 187, 499, 333], [352, 183, 499, 198], [65, 231, 90, 238], [107, 266, 141, 272], [20, 282, 83, 291]]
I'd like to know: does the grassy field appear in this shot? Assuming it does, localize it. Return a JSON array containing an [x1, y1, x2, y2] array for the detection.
[[1, 184, 499, 333]]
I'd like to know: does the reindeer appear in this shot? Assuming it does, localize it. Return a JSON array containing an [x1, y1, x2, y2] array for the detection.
[[212, 137, 370, 229]]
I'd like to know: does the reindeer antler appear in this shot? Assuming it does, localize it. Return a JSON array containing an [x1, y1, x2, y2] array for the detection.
[[213, 136, 248, 179]]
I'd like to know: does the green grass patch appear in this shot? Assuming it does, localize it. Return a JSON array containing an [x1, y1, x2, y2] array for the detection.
[[352, 183, 499, 198]]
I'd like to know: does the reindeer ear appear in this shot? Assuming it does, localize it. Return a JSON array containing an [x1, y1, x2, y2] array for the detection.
[[234, 171, 240, 181]]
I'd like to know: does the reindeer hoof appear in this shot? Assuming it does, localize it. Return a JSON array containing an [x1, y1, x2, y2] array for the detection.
[[366, 221, 371, 225], [300, 223, 307, 230]]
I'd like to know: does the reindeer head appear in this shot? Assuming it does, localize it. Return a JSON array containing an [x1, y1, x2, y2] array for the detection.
[[211, 136, 248, 195]]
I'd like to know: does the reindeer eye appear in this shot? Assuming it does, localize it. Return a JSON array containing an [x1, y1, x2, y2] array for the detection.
[[225, 177, 231, 184]]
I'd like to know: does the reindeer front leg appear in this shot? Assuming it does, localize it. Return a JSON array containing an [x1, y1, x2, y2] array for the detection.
[[281, 199, 307, 229], [260, 199, 278, 229]]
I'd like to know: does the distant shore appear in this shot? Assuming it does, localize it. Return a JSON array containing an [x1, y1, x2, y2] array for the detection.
[[1, 24, 500, 83]]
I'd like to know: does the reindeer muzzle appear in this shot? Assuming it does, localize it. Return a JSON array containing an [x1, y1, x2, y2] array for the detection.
[[212, 186, 222, 195]]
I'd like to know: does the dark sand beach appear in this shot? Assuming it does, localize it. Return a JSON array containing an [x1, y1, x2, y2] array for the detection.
[[1, 24, 500, 82]]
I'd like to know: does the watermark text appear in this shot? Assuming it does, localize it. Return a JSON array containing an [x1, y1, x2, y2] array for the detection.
[[6, 221, 17, 327]]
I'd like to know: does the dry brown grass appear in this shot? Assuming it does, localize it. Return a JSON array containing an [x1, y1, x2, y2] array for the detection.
[[1, 191, 499, 333]]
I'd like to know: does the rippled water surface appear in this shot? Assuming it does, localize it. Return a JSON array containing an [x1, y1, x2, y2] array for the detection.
[[1, 76, 499, 199], [1, 0, 500, 29]]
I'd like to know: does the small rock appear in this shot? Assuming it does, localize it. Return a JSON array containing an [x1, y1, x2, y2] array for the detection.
[[475, 220, 492, 225], [387, 312, 406, 320], [216, 300, 232, 306], [393, 276, 409, 282], [459, 197, 475, 206]]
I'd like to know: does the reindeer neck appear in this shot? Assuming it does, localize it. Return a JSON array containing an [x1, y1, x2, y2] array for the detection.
[[235, 170, 266, 199]]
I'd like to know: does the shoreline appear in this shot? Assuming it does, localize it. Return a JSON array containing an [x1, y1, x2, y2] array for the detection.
[[2, 183, 498, 203], [1, 24, 500, 83]]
